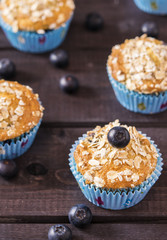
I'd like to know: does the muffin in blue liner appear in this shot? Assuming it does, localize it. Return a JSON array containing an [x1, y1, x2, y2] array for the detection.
[[0, 118, 42, 161], [134, 0, 167, 15], [0, 80, 44, 160], [0, 15, 73, 53], [107, 35, 167, 114], [107, 65, 167, 114], [69, 126, 163, 210]]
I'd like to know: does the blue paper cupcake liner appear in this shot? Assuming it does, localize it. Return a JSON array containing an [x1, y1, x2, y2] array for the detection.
[[134, 0, 167, 15], [69, 132, 163, 210], [0, 118, 42, 161], [107, 65, 167, 114], [0, 14, 73, 53]]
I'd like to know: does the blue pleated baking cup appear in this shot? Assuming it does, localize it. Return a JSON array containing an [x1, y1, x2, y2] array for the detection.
[[0, 118, 42, 160], [0, 14, 73, 53], [107, 66, 167, 114], [69, 133, 163, 210], [134, 0, 167, 15]]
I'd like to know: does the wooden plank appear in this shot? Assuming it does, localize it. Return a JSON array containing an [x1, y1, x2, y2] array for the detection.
[[0, 127, 165, 222], [0, 223, 166, 240], [0, 0, 167, 124]]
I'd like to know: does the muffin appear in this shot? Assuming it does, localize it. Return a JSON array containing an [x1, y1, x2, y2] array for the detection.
[[69, 120, 163, 210], [134, 0, 167, 15], [0, 79, 44, 160], [107, 35, 167, 114], [0, 0, 75, 53]]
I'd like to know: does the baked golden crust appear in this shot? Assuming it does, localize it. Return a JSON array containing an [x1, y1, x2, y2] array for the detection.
[[74, 120, 158, 189], [0, 0, 75, 32], [107, 35, 167, 94], [0, 80, 44, 141]]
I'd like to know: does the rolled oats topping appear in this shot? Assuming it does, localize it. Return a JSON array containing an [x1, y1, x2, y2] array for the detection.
[[74, 120, 158, 189], [0, 0, 75, 32], [0, 79, 44, 141], [107, 35, 167, 94]]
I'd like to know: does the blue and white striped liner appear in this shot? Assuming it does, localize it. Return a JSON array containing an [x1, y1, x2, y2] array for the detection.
[[107, 65, 167, 114], [0, 14, 73, 53], [134, 0, 167, 15], [69, 133, 163, 210], [0, 118, 42, 160]]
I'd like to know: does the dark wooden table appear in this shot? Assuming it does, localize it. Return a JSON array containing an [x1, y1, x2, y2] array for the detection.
[[0, 0, 167, 239]]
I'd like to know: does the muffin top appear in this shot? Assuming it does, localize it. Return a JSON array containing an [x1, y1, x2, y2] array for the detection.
[[0, 0, 75, 32], [74, 120, 158, 189], [0, 80, 44, 141], [107, 35, 167, 94]]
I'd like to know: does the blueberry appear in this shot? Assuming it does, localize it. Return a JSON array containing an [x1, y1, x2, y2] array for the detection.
[[59, 75, 79, 94], [0, 160, 17, 179], [68, 204, 92, 228], [0, 58, 16, 79], [49, 49, 69, 68], [107, 126, 130, 148], [141, 22, 158, 38], [85, 12, 104, 31], [48, 224, 72, 240]]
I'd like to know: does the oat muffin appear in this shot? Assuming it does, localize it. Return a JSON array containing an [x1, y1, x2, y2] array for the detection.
[[74, 120, 158, 189], [0, 80, 44, 160], [107, 35, 167, 114], [0, 0, 75, 53], [108, 35, 167, 94], [69, 120, 163, 209], [0, 0, 75, 32]]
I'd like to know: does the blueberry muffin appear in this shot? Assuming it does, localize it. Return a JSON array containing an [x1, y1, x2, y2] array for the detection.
[[69, 120, 163, 209]]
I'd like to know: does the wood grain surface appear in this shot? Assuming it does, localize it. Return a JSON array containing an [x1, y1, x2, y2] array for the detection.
[[0, 224, 166, 240], [0, 0, 167, 239]]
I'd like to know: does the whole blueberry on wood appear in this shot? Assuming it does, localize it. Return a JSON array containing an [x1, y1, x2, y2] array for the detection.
[[50, 49, 69, 68], [68, 204, 92, 228], [141, 22, 158, 38], [0, 160, 17, 179], [0, 58, 16, 79], [85, 12, 104, 31], [59, 75, 79, 94], [48, 224, 72, 240]]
